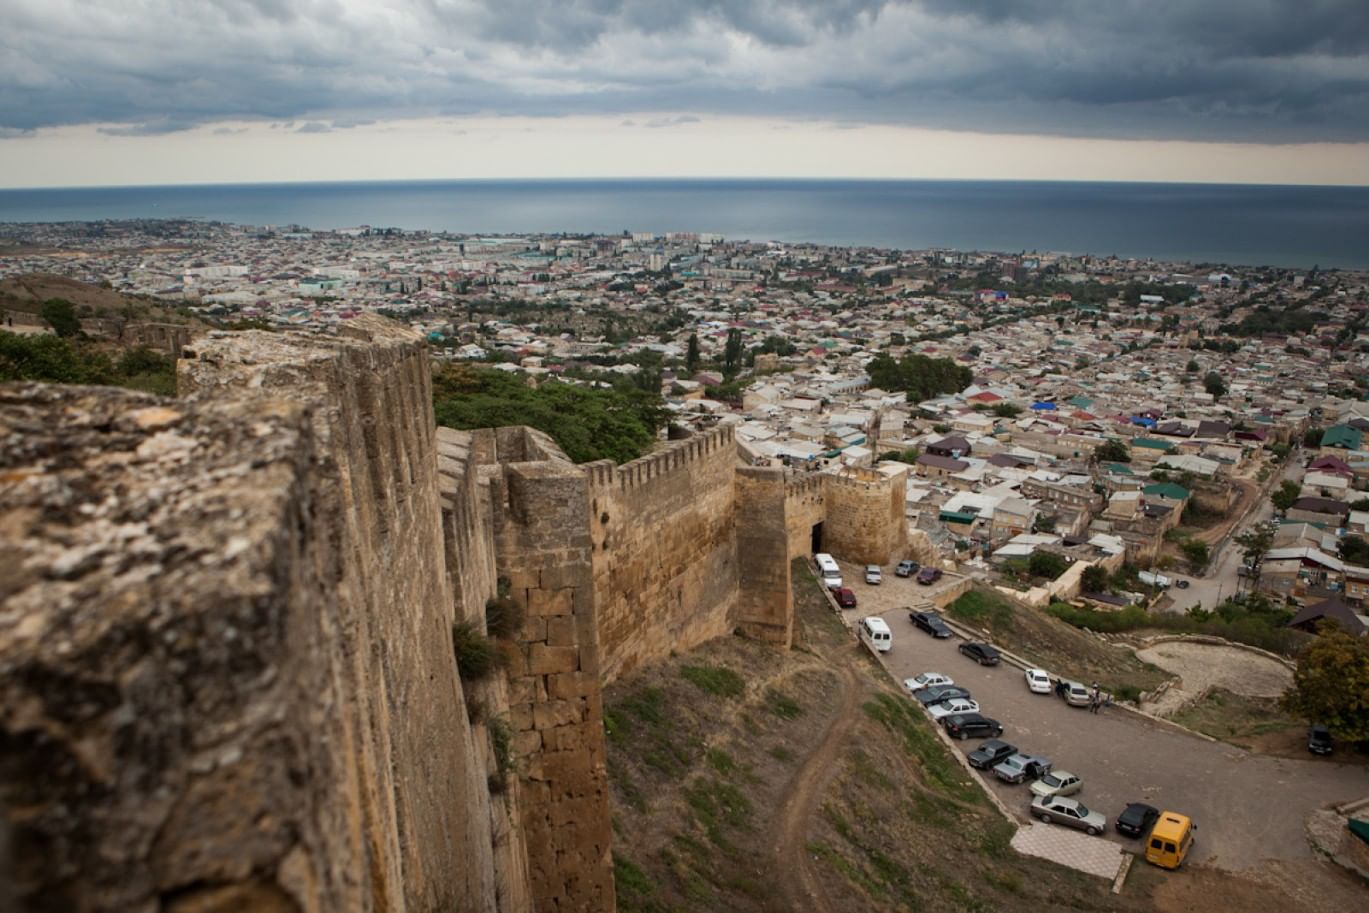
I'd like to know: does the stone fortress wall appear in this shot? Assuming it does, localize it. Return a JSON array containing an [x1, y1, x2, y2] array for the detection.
[[0, 321, 911, 913]]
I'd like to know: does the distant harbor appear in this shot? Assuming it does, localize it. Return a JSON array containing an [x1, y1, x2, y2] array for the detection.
[[3, 178, 1369, 269]]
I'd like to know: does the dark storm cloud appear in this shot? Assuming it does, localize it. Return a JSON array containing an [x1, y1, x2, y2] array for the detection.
[[1, 0, 1367, 142]]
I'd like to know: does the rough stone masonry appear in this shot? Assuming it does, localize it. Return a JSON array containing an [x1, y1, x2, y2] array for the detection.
[[0, 317, 910, 913]]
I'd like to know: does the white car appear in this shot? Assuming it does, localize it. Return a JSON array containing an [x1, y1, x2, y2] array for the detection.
[[928, 697, 980, 720], [904, 672, 954, 693], [1029, 770, 1084, 799], [865, 564, 882, 585], [1024, 668, 1052, 694]]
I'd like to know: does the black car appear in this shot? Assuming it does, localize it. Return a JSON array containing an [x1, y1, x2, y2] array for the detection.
[[910, 610, 953, 638], [1115, 802, 1160, 838], [967, 739, 1017, 770], [916, 685, 972, 705], [896, 559, 920, 577], [943, 713, 1003, 740], [958, 642, 1001, 666], [1308, 724, 1334, 756]]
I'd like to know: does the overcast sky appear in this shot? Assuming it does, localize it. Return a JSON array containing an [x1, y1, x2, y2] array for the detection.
[[3, 0, 1368, 187]]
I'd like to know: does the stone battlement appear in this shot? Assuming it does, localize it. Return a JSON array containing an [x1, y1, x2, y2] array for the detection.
[[585, 423, 736, 492]]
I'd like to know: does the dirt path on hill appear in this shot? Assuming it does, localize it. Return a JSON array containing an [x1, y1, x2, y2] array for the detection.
[[767, 657, 863, 913]]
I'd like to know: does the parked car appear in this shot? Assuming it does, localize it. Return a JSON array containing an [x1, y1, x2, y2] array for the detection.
[[993, 753, 1052, 784], [958, 642, 1001, 666], [909, 610, 952, 638], [1115, 802, 1161, 838], [916, 566, 944, 585], [1029, 771, 1083, 799], [896, 559, 920, 577], [1055, 680, 1092, 707], [834, 587, 857, 609], [865, 565, 882, 585], [1024, 668, 1052, 694], [1308, 724, 1334, 755], [967, 739, 1017, 770], [1032, 795, 1106, 836], [1175, 579, 1190, 589], [942, 713, 1003, 740], [903, 672, 954, 693], [916, 685, 971, 705], [928, 697, 980, 720]]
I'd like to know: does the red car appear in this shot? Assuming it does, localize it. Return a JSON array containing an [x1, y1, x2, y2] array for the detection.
[[834, 587, 857, 609]]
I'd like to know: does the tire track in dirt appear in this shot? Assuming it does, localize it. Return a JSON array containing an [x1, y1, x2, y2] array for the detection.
[[767, 656, 863, 913]]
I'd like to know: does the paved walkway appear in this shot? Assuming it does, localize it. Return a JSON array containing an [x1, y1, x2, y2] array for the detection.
[[1011, 823, 1127, 880]]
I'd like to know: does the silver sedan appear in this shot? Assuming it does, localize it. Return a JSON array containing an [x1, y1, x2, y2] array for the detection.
[[1030, 795, 1107, 836]]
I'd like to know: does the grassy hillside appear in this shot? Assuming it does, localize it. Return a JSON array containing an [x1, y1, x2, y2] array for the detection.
[[947, 587, 1170, 701], [604, 561, 1151, 913], [0, 273, 198, 324]]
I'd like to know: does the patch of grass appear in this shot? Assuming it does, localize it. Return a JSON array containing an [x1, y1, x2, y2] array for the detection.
[[682, 776, 753, 851], [847, 748, 894, 791], [947, 589, 1014, 627], [768, 744, 795, 763], [705, 748, 736, 776], [451, 621, 506, 681], [979, 818, 1015, 860], [807, 841, 863, 884], [764, 688, 804, 720], [861, 693, 982, 804], [680, 664, 745, 698], [615, 853, 675, 913], [619, 686, 668, 725], [1172, 687, 1300, 743], [984, 870, 1025, 895], [608, 685, 703, 777]]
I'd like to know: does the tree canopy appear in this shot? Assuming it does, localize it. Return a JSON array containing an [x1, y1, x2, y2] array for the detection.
[[1270, 479, 1302, 512], [432, 364, 665, 464], [867, 351, 972, 401], [39, 298, 82, 338], [1281, 625, 1369, 741]]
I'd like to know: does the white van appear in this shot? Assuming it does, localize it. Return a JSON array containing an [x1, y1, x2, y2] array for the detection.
[[815, 553, 842, 589], [859, 616, 892, 653]]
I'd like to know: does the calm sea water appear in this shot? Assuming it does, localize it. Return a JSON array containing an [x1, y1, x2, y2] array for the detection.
[[2, 179, 1367, 269]]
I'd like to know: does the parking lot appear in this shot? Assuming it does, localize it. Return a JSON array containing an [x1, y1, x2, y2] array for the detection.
[[823, 558, 1367, 869], [865, 598, 1368, 868]]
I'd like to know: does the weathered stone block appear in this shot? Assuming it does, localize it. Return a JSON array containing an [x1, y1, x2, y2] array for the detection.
[[526, 587, 574, 617], [527, 644, 579, 675]]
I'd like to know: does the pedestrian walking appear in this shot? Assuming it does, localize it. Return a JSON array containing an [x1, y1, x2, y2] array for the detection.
[[1090, 693, 1101, 714]]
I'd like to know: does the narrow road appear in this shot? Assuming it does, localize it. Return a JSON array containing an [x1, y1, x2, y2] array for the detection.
[[769, 660, 863, 913], [1166, 453, 1302, 613]]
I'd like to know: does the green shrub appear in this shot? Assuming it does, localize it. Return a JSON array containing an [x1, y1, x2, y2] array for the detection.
[[452, 620, 505, 680], [487, 714, 515, 792], [484, 594, 524, 640]]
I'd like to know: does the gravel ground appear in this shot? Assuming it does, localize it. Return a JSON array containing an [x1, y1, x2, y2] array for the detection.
[[1136, 641, 1292, 717]]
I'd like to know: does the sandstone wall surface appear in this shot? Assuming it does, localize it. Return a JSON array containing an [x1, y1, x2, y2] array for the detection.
[[0, 383, 363, 913], [487, 428, 615, 913], [735, 467, 794, 646], [177, 319, 501, 913], [783, 473, 825, 561], [586, 425, 740, 684], [823, 465, 909, 566]]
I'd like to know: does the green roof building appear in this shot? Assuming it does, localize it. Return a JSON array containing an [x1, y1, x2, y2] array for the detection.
[[1322, 424, 1363, 451], [1143, 482, 1191, 502]]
